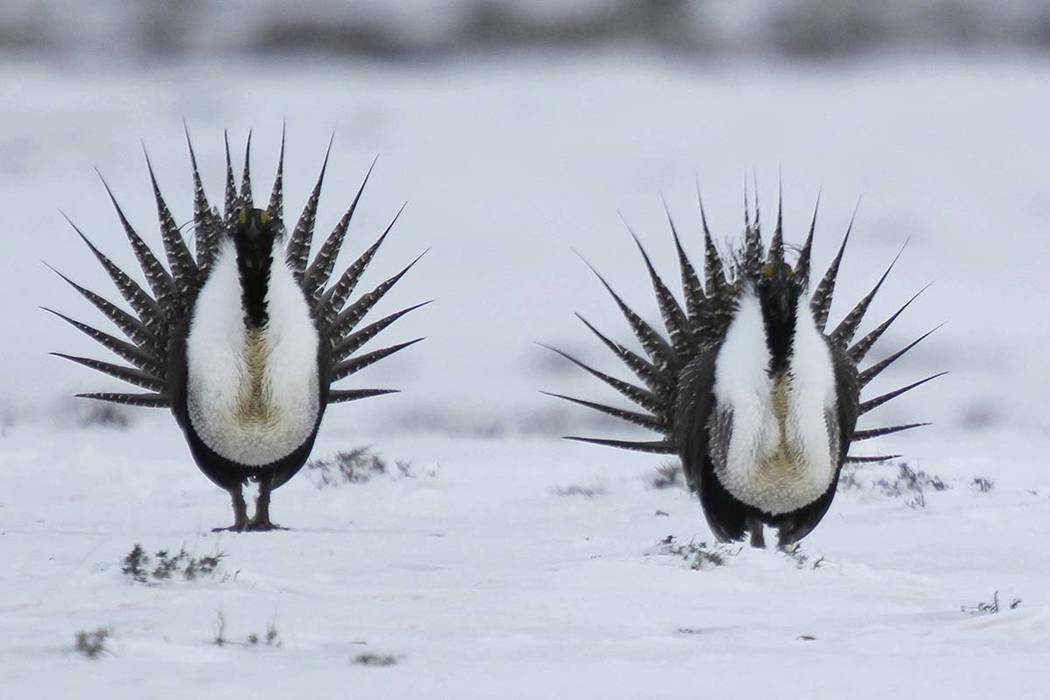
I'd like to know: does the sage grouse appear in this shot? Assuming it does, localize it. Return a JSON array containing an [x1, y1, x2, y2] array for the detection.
[[546, 193, 941, 547], [49, 132, 427, 530]]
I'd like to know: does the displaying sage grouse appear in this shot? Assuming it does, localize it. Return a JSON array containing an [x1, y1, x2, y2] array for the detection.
[[545, 193, 941, 547], [48, 131, 426, 531]]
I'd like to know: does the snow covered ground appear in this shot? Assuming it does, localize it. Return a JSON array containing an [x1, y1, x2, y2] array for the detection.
[[1, 52, 1049, 697]]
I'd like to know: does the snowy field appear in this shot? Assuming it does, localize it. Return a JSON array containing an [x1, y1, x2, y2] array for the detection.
[[2, 53, 1050, 697]]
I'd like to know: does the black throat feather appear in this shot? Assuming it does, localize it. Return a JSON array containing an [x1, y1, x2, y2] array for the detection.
[[757, 282, 798, 375], [233, 211, 276, 329]]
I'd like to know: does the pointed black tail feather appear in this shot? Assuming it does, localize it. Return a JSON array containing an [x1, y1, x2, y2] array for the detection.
[[740, 179, 763, 278], [858, 326, 942, 387], [794, 192, 820, 286], [536, 343, 663, 414], [563, 436, 676, 454], [848, 284, 931, 363], [62, 213, 163, 330], [809, 207, 856, 331], [52, 353, 166, 392], [858, 372, 947, 416], [183, 125, 221, 275], [304, 157, 378, 299], [852, 423, 930, 442], [46, 265, 158, 350], [767, 181, 785, 265], [317, 203, 404, 325], [701, 217, 728, 297], [329, 338, 424, 383], [223, 131, 239, 225], [541, 391, 666, 432], [829, 242, 906, 348], [143, 148, 198, 296], [286, 134, 334, 281], [97, 173, 176, 308], [330, 301, 432, 364], [845, 454, 901, 464], [327, 388, 400, 404], [626, 227, 696, 357], [326, 249, 426, 342], [43, 308, 163, 375], [239, 130, 253, 207], [77, 392, 170, 408], [574, 313, 671, 394], [578, 255, 678, 371], [663, 202, 706, 324], [267, 125, 285, 223]]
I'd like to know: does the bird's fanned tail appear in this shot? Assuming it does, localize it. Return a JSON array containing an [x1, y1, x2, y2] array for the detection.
[[51, 130, 424, 409], [545, 188, 938, 465]]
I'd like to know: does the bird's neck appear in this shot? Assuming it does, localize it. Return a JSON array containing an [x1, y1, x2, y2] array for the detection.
[[758, 296, 798, 374], [235, 239, 275, 329]]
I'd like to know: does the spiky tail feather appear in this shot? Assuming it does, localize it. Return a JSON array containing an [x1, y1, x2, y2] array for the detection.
[[51, 129, 425, 408]]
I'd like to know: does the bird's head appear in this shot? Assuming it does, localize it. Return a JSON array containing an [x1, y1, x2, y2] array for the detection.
[[232, 207, 281, 272]]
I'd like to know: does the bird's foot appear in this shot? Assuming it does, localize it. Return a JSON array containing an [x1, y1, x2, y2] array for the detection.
[[212, 512, 250, 532], [244, 517, 287, 532], [213, 489, 251, 532]]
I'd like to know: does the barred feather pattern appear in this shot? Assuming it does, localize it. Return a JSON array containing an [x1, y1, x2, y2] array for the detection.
[[547, 191, 939, 462], [51, 132, 424, 411]]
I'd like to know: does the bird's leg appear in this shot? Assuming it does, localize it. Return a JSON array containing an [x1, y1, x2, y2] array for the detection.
[[212, 486, 249, 532], [777, 523, 800, 550], [747, 515, 766, 549], [246, 475, 283, 531]]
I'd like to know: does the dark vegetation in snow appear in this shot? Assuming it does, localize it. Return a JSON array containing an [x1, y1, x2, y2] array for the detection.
[[73, 628, 111, 659], [75, 403, 131, 430], [121, 544, 225, 584], [353, 653, 400, 667], [552, 484, 606, 498], [650, 535, 738, 570], [782, 544, 825, 570], [648, 462, 686, 490], [246, 622, 282, 648], [961, 591, 1021, 616], [839, 463, 952, 509], [971, 477, 995, 493], [213, 612, 282, 648], [307, 446, 420, 487], [874, 464, 950, 509]]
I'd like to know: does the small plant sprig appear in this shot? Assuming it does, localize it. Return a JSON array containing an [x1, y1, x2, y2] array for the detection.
[[840, 463, 950, 509], [307, 446, 418, 487], [870, 463, 950, 509], [73, 627, 111, 659], [551, 484, 605, 498], [971, 477, 995, 493], [247, 622, 282, 648], [961, 591, 1021, 616], [649, 535, 739, 570], [214, 611, 282, 648], [353, 653, 399, 667], [781, 544, 825, 570]]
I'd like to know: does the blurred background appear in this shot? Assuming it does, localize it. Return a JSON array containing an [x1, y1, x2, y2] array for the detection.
[[1, 1, 1049, 446]]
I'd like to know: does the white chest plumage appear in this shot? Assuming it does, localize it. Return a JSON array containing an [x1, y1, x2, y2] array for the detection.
[[711, 291, 838, 515], [185, 240, 321, 467]]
